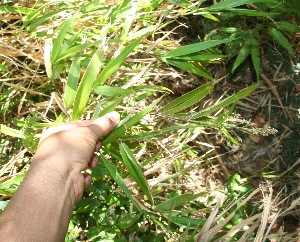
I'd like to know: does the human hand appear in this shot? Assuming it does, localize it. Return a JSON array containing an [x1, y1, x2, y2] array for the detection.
[[31, 111, 120, 202]]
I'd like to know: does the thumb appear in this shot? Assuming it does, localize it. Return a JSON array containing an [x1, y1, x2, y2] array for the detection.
[[87, 111, 120, 139]]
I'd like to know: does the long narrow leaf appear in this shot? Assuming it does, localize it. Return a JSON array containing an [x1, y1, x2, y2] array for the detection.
[[120, 142, 153, 204], [232, 42, 250, 74], [94, 36, 144, 87], [250, 38, 260, 80], [99, 153, 140, 211], [160, 81, 213, 112], [162, 82, 213, 114], [268, 27, 294, 56], [193, 84, 258, 118], [166, 59, 213, 80], [165, 39, 230, 58], [72, 50, 104, 120], [102, 97, 162, 145], [210, 0, 277, 10], [51, 12, 80, 63], [64, 56, 81, 108]]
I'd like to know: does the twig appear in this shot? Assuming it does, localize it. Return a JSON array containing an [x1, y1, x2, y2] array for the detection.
[[260, 72, 288, 117]]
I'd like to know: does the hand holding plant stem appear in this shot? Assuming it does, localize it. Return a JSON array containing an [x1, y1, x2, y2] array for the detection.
[[0, 111, 120, 242]]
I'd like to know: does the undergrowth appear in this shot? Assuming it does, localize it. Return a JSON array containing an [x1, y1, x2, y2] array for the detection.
[[0, 0, 299, 241]]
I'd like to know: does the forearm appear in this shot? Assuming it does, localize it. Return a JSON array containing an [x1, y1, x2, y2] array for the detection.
[[0, 158, 76, 242]]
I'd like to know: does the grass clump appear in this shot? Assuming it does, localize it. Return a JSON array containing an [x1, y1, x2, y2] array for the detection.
[[1, 0, 300, 241]]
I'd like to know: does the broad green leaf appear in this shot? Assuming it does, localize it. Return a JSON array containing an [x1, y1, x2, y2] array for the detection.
[[210, 0, 277, 10], [165, 39, 230, 58], [120, 142, 153, 204], [72, 50, 104, 120], [232, 42, 250, 74], [250, 38, 260, 80], [193, 84, 258, 118], [74, 198, 101, 213], [0, 201, 8, 210], [100, 153, 140, 210], [94, 36, 144, 87], [64, 56, 81, 109], [118, 213, 141, 229], [160, 82, 213, 112], [276, 21, 300, 33], [268, 27, 294, 56], [0, 124, 23, 138], [166, 59, 212, 80], [102, 97, 162, 145], [53, 41, 101, 64], [156, 193, 205, 211], [161, 81, 213, 114], [51, 12, 80, 63]]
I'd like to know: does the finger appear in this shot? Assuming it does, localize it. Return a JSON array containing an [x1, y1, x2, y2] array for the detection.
[[94, 141, 101, 152], [39, 120, 94, 143], [87, 111, 120, 139], [83, 173, 92, 188], [88, 155, 99, 169]]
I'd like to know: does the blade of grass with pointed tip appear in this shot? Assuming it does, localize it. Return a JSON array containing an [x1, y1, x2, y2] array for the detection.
[[209, 0, 277, 10], [51, 11, 80, 63], [232, 42, 250, 74], [276, 21, 300, 32], [53, 41, 101, 64], [193, 84, 258, 119], [94, 95, 125, 118], [250, 38, 260, 80], [64, 56, 81, 109], [165, 39, 230, 58], [99, 153, 140, 211], [102, 97, 162, 145], [268, 27, 294, 56], [166, 59, 213, 80], [44, 32, 53, 79], [160, 81, 213, 113], [72, 50, 104, 120], [163, 82, 213, 114], [120, 142, 153, 204], [0, 124, 23, 138], [121, 3, 137, 39], [156, 193, 205, 211], [94, 36, 144, 87]]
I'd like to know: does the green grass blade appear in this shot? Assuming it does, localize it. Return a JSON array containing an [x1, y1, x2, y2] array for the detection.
[[276, 21, 300, 32], [193, 84, 258, 118], [53, 41, 101, 64], [94, 86, 133, 97], [27, 8, 68, 32], [165, 39, 230, 58], [72, 50, 104, 120], [51, 11, 80, 63], [232, 42, 250, 74], [120, 142, 153, 204], [268, 27, 294, 56], [166, 59, 212, 80], [0, 6, 32, 14], [94, 36, 144, 87], [162, 82, 213, 114], [93, 96, 125, 119], [44, 32, 53, 79], [160, 81, 213, 112], [210, 0, 277, 10], [64, 56, 81, 109], [121, 3, 138, 39], [0, 124, 23, 138], [99, 153, 140, 211], [250, 38, 260, 80], [102, 97, 162, 145], [156, 193, 205, 211]]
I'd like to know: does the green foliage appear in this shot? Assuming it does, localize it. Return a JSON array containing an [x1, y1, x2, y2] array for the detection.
[[22, 114, 40, 152]]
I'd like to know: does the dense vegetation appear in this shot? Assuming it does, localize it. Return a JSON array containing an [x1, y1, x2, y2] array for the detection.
[[0, 0, 299, 241]]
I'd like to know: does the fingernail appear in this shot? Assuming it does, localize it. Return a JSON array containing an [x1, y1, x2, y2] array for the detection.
[[105, 111, 120, 124]]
